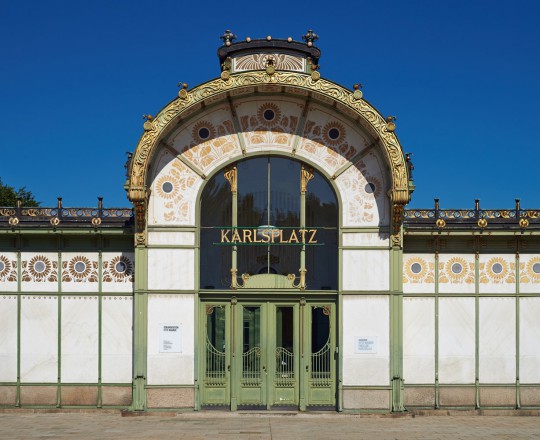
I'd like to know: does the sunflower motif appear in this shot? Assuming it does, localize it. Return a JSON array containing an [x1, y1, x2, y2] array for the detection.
[[68, 256, 92, 280], [0, 255, 10, 278], [526, 257, 540, 282], [363, 176, 383, 199], [485, 257, 509, 282], [445, 257, 469, 282], [155, 174, 179, 199], [322, 121, 346, 146], [404, 257, 428, 282], [256, 103, 281, 127], [109, 256, 133, 280], [28, 255, 52, 280], [191, 121, 216, 143]]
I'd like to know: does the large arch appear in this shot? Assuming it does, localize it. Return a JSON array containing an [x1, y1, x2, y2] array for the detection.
[[127, 71, 411, 247]]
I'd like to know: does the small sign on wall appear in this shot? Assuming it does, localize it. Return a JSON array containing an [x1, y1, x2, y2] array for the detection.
[[159, 323, 182, 353], [355, 336, 378, 354]]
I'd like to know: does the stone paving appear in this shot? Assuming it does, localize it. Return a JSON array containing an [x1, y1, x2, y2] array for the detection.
[[0, 411, 539, 439]]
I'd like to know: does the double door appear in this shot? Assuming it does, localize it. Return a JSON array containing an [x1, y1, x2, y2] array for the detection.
[[200, 299, 336, 410]]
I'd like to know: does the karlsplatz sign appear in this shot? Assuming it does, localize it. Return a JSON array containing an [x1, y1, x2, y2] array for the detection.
[[215, 227, 321, 245]]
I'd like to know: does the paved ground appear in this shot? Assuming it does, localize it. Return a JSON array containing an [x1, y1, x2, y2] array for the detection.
[[0, 411, 539, 439]]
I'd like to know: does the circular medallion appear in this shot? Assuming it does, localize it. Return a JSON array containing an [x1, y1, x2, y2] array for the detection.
[[162, 182, 174, 194], [257, 103, 281, 126], [109, 256, 133, 280], [533, 263, 540, 274], [328, 128, 340, 140], [198, 127, 210, 139], [411, 263, 422, 274], [115, 261, 127, 273], [322, 121, 346, 146], [365, 182, 376, 194], [451, 263, 463, 274], [29, 256, 52, 280], [263, 109, 275, 121], [492, 263, 503, 274]]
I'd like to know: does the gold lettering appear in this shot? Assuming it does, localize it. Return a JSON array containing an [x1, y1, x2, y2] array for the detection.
[[252, 229, 261, 243], [243, 229, 253, 243], [260, 229, 270, 243], [288, 229, 299, 243], [299, 229, 307, 243], [221, 229, 230, 243], [278, 229, 285, 243], [231, 230, 241, 242], [308, 229, 318, 243]]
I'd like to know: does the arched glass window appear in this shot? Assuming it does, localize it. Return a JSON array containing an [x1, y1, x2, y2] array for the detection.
[[200, 157, 338, 290]]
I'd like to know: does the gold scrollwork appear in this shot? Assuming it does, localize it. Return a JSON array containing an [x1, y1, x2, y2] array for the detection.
[[8, 217, 19, 226], [477, 218, 488, 228], [300, 166, 314, 193], [224, 166, 238, 193]]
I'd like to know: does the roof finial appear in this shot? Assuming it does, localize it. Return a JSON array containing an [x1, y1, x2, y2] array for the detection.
[[220, 30, 237, 47], [302, 29, 319, 47]]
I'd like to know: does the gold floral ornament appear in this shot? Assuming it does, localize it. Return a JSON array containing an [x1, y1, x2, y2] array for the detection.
[[403, 257, 435, 283], [322, 121, 346, 147], [440, 256, 474, 284], [525, 257, 540, 283], [28, 255, 52, 281], [436, 219, 446, 229], [477, 218, 488, 228], [109, 256, 133, 281], [0, 255, 12, 279], [479, 257, 513, 283], [192, 121, 216, 143], [67, 256, 93, 281], [256, 103, 282, 127], [155, 175, 179, 199]]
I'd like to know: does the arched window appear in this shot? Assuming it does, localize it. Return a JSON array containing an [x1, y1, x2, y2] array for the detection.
[[200, 157, 338, 290]]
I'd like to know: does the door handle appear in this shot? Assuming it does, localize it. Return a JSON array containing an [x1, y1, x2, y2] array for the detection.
[[262, 365, 267, 373]]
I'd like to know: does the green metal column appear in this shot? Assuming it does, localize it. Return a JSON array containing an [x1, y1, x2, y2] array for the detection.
[[390, 227, 404, 412], [132, 243, 148, 411]]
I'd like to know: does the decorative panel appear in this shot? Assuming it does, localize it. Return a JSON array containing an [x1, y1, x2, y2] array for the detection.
[[0, 253, 17, 292], [21, 252, 59, 292], [61, 297, 99, 383], [479, 254, 516, 294], [438, 254, 475, 294], [519, 255, 540, 294], [403, 254, 436, 294], [61, 252, 99, 293], [101, 253, 134, 293]]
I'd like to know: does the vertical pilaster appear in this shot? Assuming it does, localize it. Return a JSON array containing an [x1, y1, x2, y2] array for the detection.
[[132, 244, 148, 411], [390, 226, 404, 412]]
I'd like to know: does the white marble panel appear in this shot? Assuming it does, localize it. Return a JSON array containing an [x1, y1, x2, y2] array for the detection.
[[403, 254, 436, 294], [61, 297, 99, 383], [0, 252, 18, 292], [438, 297, 475, 383], [0, 296, 17, 381], [61, 252, 100, 293], [147, 294, 195, 385], [479, 297, 515, 383], [102, 296, 133, 383], [518, 255, 540, 294], [519, 298, 540, 383], [342, 250, 389, 291], [148, 231, 195, 246], [438, 254, 475, 294], [21, 252, 59, 292], [403, 298, 435, 384], [20, 296, 58, 382], [342, 232, 390, 247], [102, 252, 135, 293], [343, 296, 390, 386], [148, 249, 194, 291], [479, 255, 516, 294]]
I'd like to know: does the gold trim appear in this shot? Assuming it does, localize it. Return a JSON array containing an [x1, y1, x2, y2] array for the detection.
[[224, 166, 238, 193]]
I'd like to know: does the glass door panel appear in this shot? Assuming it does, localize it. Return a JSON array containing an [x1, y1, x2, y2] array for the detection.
[[237, 305, 267, 407], [273, 306, 298, 406], [201, 304, 230, 406]]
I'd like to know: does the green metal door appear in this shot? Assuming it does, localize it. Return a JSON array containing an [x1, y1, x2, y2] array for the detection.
[[301, 303, 336, 409], [201, 303, 230, 407]]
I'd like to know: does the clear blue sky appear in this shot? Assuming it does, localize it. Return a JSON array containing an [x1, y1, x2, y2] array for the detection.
[[1, 0, 539, 209]]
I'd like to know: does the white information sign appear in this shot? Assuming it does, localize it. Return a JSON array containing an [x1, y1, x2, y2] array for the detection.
[[355, 336, 378, 354], [159, 323, 182, 353]]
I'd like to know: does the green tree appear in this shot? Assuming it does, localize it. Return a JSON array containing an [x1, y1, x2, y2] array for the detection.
[[0, 178, 40, 207]]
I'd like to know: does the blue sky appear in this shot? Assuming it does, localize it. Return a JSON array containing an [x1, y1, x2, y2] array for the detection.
[[1, 0, 539, 209]]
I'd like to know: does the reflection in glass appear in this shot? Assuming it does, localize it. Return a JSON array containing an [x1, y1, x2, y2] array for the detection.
[[242, 307, 261, 385], [311, 307, 331, 386], [275, 307, 294, 386], [205, 306, 226, 384]]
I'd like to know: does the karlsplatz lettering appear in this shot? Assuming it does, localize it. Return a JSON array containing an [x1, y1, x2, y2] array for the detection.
[[219, 228, 318, 244]]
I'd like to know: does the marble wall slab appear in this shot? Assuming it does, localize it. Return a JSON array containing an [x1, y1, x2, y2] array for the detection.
[[342, 249, 389, 291], [342, 295, 390, 386], [148, 249, 194, 291], [0, 296, 17, 381], [519, 297, 540, 383]]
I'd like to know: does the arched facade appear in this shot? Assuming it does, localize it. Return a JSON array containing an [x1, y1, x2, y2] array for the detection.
[[126, 43, 411, 410]]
